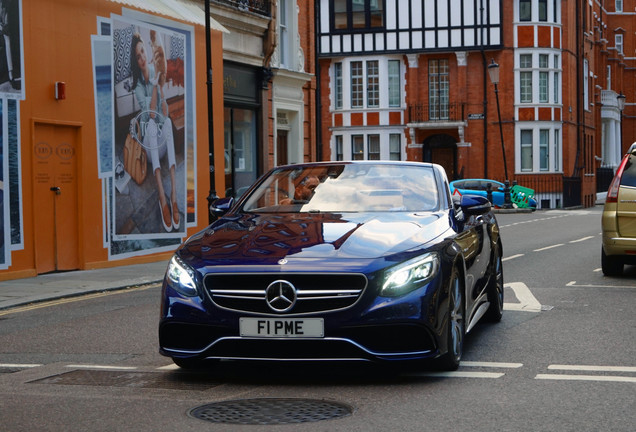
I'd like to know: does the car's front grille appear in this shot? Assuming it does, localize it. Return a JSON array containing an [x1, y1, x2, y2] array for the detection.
[[203, 273, 367, 315]]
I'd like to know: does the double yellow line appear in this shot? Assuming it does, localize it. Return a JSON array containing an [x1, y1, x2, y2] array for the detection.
[[0, 283, 161, 317]]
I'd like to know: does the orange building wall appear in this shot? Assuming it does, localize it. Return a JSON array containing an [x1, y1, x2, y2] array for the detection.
[[1, 0, 225, 280]]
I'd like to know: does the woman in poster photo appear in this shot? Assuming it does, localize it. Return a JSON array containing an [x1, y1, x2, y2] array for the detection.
[[130, 31, 180, 232]]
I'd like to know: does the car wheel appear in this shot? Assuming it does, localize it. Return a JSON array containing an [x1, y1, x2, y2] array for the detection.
[[435, 267, 465, 371], [601, 247, 623, 276], [485, 242, 504, 322]]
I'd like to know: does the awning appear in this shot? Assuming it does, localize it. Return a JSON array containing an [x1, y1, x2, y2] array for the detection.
[[110, 0, 229, 33]]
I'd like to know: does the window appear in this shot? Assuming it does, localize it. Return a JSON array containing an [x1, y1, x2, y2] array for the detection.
[[367, 60, 379, 108], [279, 0, 288, 67], [539, 0, 547, 21], [520, 54, 533, 103], [553, 130, 560, 171], [583, 59, 589, 109], [521, 130, 533, 171], [368, 135, 380, 160], [539, 129, 549, 171], [519, 0, 531, 21], [429, 59, 449, 120], [334, 62, 343, 109], [388, 60, 401, 107], [334, 0, 384, 31], [351, 61, 363, 108], [616, 0, 623, 12], [553, 55, 560, 103], [334, 0, 347, 29], [335, 135, 343, 161], [352, 135, 364, 160], [615, 34, 624, 55], [518, 126, 561, 173], [539, 54, 549, 103], [389, 134, 401, 160]]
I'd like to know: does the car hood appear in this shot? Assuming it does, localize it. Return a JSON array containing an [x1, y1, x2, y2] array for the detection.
[[181, 212, 451, 264]]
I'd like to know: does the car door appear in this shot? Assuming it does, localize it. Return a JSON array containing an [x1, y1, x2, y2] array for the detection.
[[617, 153, 636, 238]]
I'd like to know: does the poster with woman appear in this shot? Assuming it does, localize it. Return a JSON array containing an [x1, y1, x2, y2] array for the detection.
[[0, 0, 23, 99], [111, 15, 186, 241]]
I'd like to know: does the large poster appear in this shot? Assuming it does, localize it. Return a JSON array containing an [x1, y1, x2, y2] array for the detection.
[[111, 15, 187, 241], [0, 0, 23, 99]]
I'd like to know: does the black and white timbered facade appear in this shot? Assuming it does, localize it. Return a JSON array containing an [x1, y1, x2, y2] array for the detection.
[[318, 0, 503, 56]]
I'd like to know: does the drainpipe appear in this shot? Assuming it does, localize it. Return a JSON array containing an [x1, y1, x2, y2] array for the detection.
[[481, 0, 488, 179], [205, 0, 219, 220], [315, 0, 322, 161]]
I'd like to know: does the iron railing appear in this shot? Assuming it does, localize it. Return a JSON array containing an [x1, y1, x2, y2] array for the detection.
[[408, 103, 466, 123], [213, 0, 271, 16]]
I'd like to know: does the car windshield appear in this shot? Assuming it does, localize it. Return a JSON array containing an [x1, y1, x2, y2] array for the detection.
[[241, 163, 439, 213]]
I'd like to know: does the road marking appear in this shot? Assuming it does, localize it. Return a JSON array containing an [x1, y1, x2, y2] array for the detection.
[[0, 283, 161, 317], [412, 371, 505, 379], [535, 374, 636, 383], [533, 243, 564, 252], [503, 254, 524, 262], [0, 363, 42, 368], [157, 364, 180, 370], [566, 281, 636, 289], [66, 364, 139, 370], [569, 236, 594, 243], [463, 361, 523, 368], [548, 365, 636, 373], [504, 282, 542, 312]]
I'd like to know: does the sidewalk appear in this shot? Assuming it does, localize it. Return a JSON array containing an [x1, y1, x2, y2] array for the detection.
[[0, 260, 169, 311]]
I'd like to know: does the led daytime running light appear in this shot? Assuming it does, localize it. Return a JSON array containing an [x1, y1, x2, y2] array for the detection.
[[167, 255, 198, 296], [382, 253, 439, 296]]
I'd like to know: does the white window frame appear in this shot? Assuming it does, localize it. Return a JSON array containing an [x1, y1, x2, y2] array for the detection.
[[332, 57, 404, 110], [331, 130, 405, 161], [615, 34, 624, 55], [516, 51, 561, 105], [516, 124, 562, 173]]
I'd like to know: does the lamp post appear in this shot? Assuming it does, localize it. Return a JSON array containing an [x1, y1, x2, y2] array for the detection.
[[617, 92, 626, 156], [487, 59, 512, 208]]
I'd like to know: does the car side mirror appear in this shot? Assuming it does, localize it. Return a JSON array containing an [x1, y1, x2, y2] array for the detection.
[[210, 197, 234, 218], [460, 195, 491, 216]]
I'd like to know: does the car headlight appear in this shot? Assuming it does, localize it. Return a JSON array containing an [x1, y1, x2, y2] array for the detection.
[[166, 255, 198, 297], [382, 253, 440, 297]]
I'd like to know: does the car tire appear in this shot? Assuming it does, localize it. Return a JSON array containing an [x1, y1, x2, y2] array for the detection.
[[485, 242, 504, 322], [435, 267, 465, 371], [601, 247, 623, 276]]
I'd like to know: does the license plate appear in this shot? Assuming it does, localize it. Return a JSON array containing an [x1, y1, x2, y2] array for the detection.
[[240, 318, 324, 338]]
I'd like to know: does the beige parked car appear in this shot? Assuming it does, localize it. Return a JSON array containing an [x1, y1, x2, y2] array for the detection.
[[601, 143, 636, 275]]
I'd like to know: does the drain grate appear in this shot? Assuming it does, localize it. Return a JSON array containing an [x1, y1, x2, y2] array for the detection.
[[189, 398, 353, 425], [29, 369, 219, 391]]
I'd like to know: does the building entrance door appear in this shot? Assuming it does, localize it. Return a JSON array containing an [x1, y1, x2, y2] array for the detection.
[[32, 122, 80, 273]]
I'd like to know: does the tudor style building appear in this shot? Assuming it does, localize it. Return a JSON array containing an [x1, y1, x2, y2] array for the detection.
[[317, 0, 635, 209]]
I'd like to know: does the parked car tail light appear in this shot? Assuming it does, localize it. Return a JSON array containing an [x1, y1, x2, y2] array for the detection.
[[606, 155, 630, 203]]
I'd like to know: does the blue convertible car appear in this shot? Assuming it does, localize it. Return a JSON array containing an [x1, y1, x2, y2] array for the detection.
[[159, 161, 504, 371]]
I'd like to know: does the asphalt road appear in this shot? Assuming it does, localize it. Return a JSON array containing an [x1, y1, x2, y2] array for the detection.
[[0, 207, 634, 431]]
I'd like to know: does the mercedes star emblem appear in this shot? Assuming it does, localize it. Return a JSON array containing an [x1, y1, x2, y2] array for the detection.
[[265, 280, 297, 312]]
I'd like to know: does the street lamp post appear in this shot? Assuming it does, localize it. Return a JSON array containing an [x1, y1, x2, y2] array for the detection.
[[617, 92, 626, 156], [487, 59, 512, 208]]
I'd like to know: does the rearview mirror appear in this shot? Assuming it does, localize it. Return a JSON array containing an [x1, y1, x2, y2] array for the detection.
[[210, 197, 234, 218]]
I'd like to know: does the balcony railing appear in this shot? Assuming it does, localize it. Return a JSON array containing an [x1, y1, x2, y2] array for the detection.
[[408, 103, 466, 124], [213, 0, 271, 16]]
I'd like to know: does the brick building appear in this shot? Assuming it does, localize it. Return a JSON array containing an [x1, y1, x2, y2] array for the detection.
[[316, 0, 635, 209]]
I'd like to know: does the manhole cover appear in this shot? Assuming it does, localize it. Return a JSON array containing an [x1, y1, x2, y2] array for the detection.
[[189, 398, 353, 425]]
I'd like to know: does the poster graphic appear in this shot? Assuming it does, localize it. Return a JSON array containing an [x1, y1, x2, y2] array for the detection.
[[0, 0, 23, 99], [111, 15, 186, 241]]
